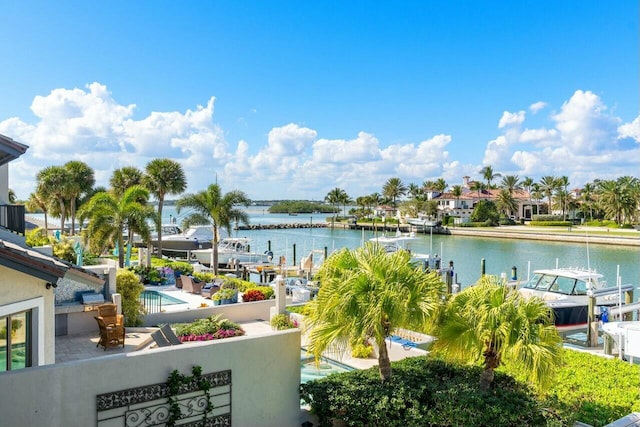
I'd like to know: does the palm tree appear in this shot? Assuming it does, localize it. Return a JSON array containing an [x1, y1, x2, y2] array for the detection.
[[432, 276, 563, 392], [64, 161, 95, 235], [580, 182, 595, 221], [496, 189, 518, 218], [521, 177, 534, 218], [79, 185, 155, 268], [470, 180, 485, 199], [539, 175, 559, 215], [36, 165, 70, 234], [26, 190, 50, 235], [325, 187, 346, 226], [143, 159, 187, 255], [433, 178, 447, 193], [382, 177, 407, 207], [110, 166, 144, 197], [480, 165, 501, 188], [500, 175, 520, 194], [8, 189, 16, 203], [175, 184, 250, 274], [305, 243, 444, 382], [451, 185, 463, 210]]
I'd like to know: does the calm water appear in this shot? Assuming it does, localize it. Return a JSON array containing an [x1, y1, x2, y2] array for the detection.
[[28, 205, 640, 295]]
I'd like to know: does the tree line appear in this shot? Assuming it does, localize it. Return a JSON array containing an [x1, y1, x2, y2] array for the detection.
[[24, 159, 249, 272], [324, 166, 640, 225]]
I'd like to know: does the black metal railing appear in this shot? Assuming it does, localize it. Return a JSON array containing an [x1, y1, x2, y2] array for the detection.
[[0, 204, 25, 235]]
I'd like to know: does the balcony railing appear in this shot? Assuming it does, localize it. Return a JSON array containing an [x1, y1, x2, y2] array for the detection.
[[0, 204, 25, 235]]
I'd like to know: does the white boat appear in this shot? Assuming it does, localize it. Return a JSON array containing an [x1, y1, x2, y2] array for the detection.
[[369, 231, 441, 271], [191, 237, 271, 266], [150, 225, 214, 252], [517, 268, 625, 331], [601, 321, 640, 357], [405, 217, 439, 227]]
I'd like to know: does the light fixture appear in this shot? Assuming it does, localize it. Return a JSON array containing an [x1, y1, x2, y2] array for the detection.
[[46, 282, 58, 289]]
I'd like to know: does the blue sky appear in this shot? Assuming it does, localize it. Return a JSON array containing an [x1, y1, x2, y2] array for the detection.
[[1, 1, 638, 200]]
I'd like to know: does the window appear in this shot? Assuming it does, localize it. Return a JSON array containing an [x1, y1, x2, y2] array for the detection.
[[0, 310, 32, 371]]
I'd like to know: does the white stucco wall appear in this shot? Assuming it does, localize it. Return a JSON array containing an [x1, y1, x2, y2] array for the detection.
[[0, 266, 56, 365], [0, 329, 301, 426]]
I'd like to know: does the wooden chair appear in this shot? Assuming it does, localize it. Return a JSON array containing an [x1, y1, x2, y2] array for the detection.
[[95, 316, 126, 350], [97, 303, 124, 328]]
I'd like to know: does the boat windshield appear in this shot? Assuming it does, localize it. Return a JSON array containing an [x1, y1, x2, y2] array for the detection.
[[522, 273, 543, 289], [522, 272, 585, 295]]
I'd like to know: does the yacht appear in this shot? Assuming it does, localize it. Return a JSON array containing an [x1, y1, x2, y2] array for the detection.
[[149, 225, 213, 253], [191, 237, 272, 266], [369, 231, 441, 271], [517, 268, 625, 331]]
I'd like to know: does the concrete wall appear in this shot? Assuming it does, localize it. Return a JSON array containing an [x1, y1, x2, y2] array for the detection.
[[144, 298, 287, 326], [0, 329, 301, 427], [0, 266, 55, 365]]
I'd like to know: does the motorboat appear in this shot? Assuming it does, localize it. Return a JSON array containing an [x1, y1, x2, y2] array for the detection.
[[191, 237, 272, 266], [369, 231, 441, 271], [149, 225, 213, 253], [517, 268, 624, 332]]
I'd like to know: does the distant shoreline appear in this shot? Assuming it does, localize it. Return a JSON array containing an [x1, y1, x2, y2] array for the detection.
[[446, 226, 640, 247], [25, 215, 639, 247]]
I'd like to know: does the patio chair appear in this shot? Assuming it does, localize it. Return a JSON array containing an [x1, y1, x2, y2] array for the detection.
[[160, 324, 183, 345], [95, 316, 126, 350], [181, 275, 202, 294], [151, 329, 171, 347], [201, 279, 222, 299], [97, 303, 124, 328]]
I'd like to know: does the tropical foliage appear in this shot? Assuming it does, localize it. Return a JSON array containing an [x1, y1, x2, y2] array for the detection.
[[175, 184, 250, 274], [116, 269, 145, 326], [431, 275, 563, 392], [304, 243, 443, 382]]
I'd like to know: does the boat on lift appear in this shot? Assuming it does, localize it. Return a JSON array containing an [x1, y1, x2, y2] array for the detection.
[[191, 237, 272, 266], [517, 267, 626, 332]]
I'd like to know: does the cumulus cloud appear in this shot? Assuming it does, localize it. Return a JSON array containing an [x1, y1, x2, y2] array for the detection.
[[618, 116, 640, 142], [529, 101, 547, 113], [1, 83, 638, 201]]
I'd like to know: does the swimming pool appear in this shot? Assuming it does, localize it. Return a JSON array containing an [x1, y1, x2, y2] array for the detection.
[[139, 290, 187, 306], [300, 350, 353, 383]]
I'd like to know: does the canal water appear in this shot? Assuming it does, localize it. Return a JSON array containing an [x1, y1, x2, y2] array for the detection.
[[29, 205, 640, 297]]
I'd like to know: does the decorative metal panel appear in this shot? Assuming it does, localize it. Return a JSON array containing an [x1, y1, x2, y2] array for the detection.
[[97, 370, 231, 426]]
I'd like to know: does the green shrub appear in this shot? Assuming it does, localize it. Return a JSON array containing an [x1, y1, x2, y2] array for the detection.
[[193, 272, 215, 283], [351, 342, 373, 359], [270, 314, 298, 330], [586, 220, 620, 228], [116, 269, 145, 326], [287, 304, 310, 315], [163, 261, 193, 276], [529, 221, 572, 227], [300, 356, 556, 427], [25, 228, 50, 247], [173, 315, 244, 341], [532, 215, 563, 222]]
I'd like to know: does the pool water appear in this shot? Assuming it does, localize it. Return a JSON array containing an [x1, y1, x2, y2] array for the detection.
[[300, 350, 353, 383], [139, 290, 187, 306]]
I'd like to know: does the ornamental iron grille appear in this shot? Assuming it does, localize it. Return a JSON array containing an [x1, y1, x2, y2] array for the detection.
[[97, 369, 231, 426]]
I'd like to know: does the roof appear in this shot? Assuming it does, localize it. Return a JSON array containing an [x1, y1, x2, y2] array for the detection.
[[0, 134, 28, 166], [0, 238, 104, 286]]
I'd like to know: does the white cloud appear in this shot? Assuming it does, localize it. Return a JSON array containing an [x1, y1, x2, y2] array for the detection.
[[1, 83, 638, 201], [618, 116, 640, 142], [498, 110, 525, 129], [552, 90, 621, 152], [529, 101, 547, 113]]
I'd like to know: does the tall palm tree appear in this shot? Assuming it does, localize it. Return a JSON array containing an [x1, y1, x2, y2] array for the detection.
[[480, 165, 501, 188], [143, 159, 187, 255], [305, 243, 444, 382], [432, 276, 563, 392], [26, 190, 50, 235], [382, 177, 407, 207], [521, 177, 534, 218], [78, 185, 155, 268], [36, 165, 70, 234], [539, 175, 559, 215], [500, 175, 520, 194], [580, 182, 595, 221], [496, 189, 518, 218], [325, 187, 346, 226], [470, 180, 485, 199], [451, 185, 463, 209], [64, 161, 95, 235], [175, 184, 250, 274], [433, 178, 447, 193], [110, 166, 144, 197]]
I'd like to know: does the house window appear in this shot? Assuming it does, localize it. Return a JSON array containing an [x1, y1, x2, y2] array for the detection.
[[0, 310, 32, 371]]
